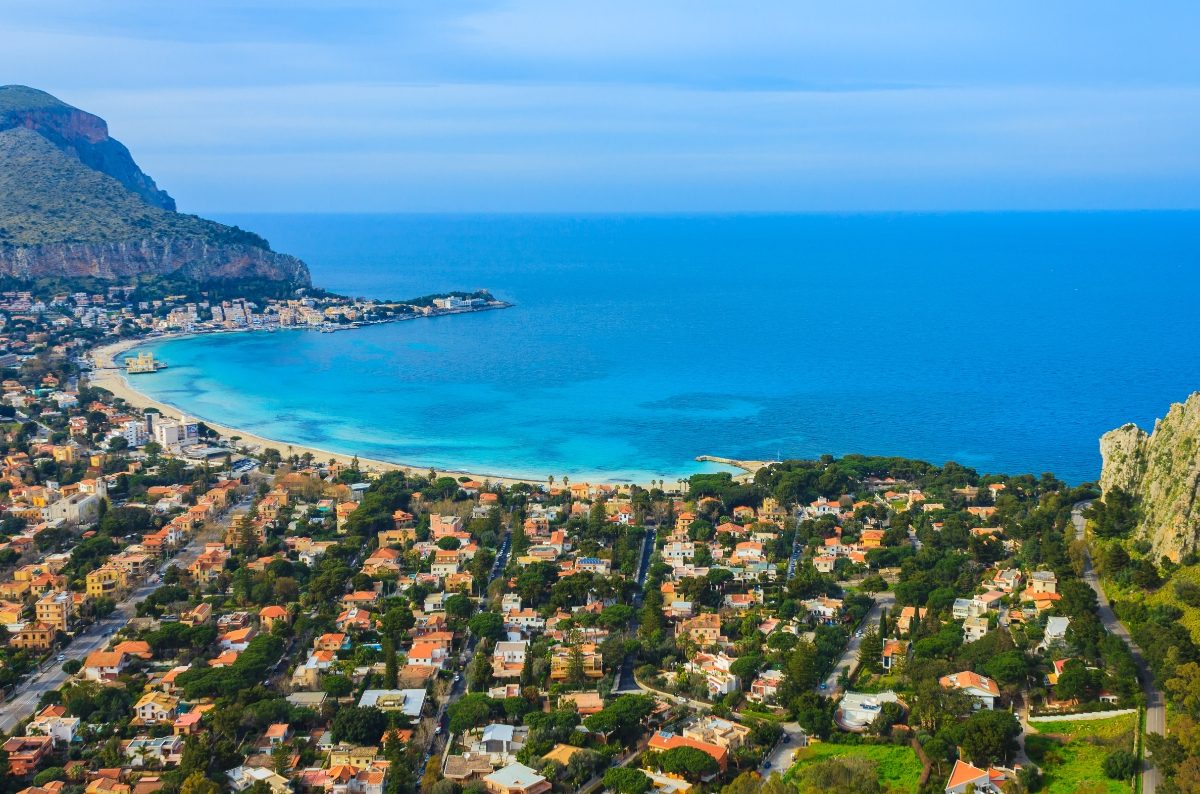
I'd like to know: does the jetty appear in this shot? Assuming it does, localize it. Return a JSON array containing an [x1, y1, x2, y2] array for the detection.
[[696, 455, 778, 480], [125, 351, 167, 374]]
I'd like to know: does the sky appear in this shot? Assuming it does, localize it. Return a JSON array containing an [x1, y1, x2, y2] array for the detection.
[[2, 1, 1199, 213]]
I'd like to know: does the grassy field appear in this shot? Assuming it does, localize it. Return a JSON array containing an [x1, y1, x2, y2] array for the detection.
[[784, 742, 922, 793], [1026, 713, 1136, 794]]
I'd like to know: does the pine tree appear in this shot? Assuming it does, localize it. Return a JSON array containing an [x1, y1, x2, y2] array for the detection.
[[384, 730, 415, 794], [858, 626, 883, 675], [566, 645, 587, 687], [520, 648, 535, 687], [383, 634, 399, 689], [511, 513, 530, 556]]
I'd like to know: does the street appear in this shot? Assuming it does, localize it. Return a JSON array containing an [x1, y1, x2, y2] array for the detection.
[[757, 722, 805, 775], [819, 591, 895, 695], [1072, 504, 1164, 794]]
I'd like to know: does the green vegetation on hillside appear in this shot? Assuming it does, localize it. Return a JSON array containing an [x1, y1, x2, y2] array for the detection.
[[0, 128, 269, 250]]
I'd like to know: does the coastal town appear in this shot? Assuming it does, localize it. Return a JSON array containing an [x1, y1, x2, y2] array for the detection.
[[0, 283, 1188, 794]]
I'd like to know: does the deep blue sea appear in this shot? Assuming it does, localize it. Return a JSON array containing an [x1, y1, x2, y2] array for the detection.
[[126, 213, 1200, 483]]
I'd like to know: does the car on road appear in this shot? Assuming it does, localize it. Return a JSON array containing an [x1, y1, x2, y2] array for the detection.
[[56, 654, 65, 661], [453, 673, 461, 682], [819, 682, 827, 689], [763, 762, 771, 770], [434, 725, 443, 735], [781, 735, 789, 744]]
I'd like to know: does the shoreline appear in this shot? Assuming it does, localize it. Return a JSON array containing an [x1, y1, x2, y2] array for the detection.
[[87, 336, 761, 490]]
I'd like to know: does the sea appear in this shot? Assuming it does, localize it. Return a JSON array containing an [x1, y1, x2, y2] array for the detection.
[[125, 212, 1200, 483]]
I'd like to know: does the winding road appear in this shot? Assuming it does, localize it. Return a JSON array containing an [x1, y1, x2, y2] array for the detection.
[[1072, 503, 1164, 794]]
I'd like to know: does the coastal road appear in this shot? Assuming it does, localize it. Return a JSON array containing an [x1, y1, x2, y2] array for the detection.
[[819, 591, 895, 695], [1072, 504, 1164, 794], [0, 502, 243, 734]]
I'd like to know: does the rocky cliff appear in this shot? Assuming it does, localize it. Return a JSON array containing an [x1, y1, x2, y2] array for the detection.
[[0, 86, 310, 290], [0, 238, 310, 285], [1099, 392, 1200, 561], [0, 85, 175, 210]]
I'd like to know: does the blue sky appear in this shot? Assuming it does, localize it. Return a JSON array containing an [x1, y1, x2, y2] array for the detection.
[[3, 1, 1199, 212]]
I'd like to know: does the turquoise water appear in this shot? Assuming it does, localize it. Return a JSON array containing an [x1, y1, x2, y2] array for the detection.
[[127, 213, 1200, 483]]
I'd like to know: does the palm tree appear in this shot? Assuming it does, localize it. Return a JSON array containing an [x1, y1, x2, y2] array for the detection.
[[548, 475, 555, 490]]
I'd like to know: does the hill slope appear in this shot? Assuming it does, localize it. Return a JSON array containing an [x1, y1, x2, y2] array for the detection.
[[0, 86, 310, 290], [0, 85, 175, 210]]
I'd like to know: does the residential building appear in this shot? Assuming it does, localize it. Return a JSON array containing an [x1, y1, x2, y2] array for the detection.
[[837, 691, 901, 732], [35, 591, 72, 633], [939, 671, 1000, 710], [881, 639, 909, 670], [944, 760, 1015, 794], [3, 736, 51, 775], [677, 613, 722, 646], [963, 615, 990, 642], [482, 763, 552, 794]]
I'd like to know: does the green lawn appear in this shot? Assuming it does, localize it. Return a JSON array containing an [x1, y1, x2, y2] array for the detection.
[[1026, 713, 1136, 794], [784, 742, 922, 793]]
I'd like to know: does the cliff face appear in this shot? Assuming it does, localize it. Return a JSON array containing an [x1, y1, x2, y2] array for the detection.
[[0, 239, 310, 284], [1099, 392, 1200, 561], [0, 86, 311, 289], [0, 85, 175, 210]]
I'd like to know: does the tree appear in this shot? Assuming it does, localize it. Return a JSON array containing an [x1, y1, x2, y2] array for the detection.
[[603, 768, 651, 794], [958, 709, 1020, 767], [384, 731, 415, 794], [792, 756, 880, 794], [448, 693, 495, 734], [437, 537, 462, 551], [61, 659, 82, 675], [1102, 749, 1138, 780], [653, 747, 719, 781], [446, 594, 474, 621], [857, 626, 883, 674], [719, 772, 763, 794], [469, 612, 505, 641], [180, 773, 222, 794], [1055, 659, 1100, 702], [1145, 732, 1186, 776], [583, 695, 655, 744], [383, 635, 399, 689], [1166, 662, 1200, 717], [983, 650, 1028, 688], [331, 706, 388, 745], [781, 640, 820, 700], [33, 768, 65, 786], [566, 645, 587, 687]]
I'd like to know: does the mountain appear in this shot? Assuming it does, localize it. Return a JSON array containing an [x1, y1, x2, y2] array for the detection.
[[0, 85, 175, 210], [0, 86, 310, 290], [1099, 392, 1200, 561]]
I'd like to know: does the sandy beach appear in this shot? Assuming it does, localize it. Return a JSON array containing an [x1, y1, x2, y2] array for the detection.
[[86, 336, 762, 489]]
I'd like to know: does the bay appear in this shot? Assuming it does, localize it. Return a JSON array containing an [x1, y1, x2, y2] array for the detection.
[[127, 212, 1200, 483]]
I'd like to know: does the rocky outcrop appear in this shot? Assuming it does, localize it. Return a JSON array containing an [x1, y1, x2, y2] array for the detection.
[[0, 87, 311, 290], [0, 85, 175, 210], [1099, 392, 1200, 561], [0, 239, 310, 285]]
